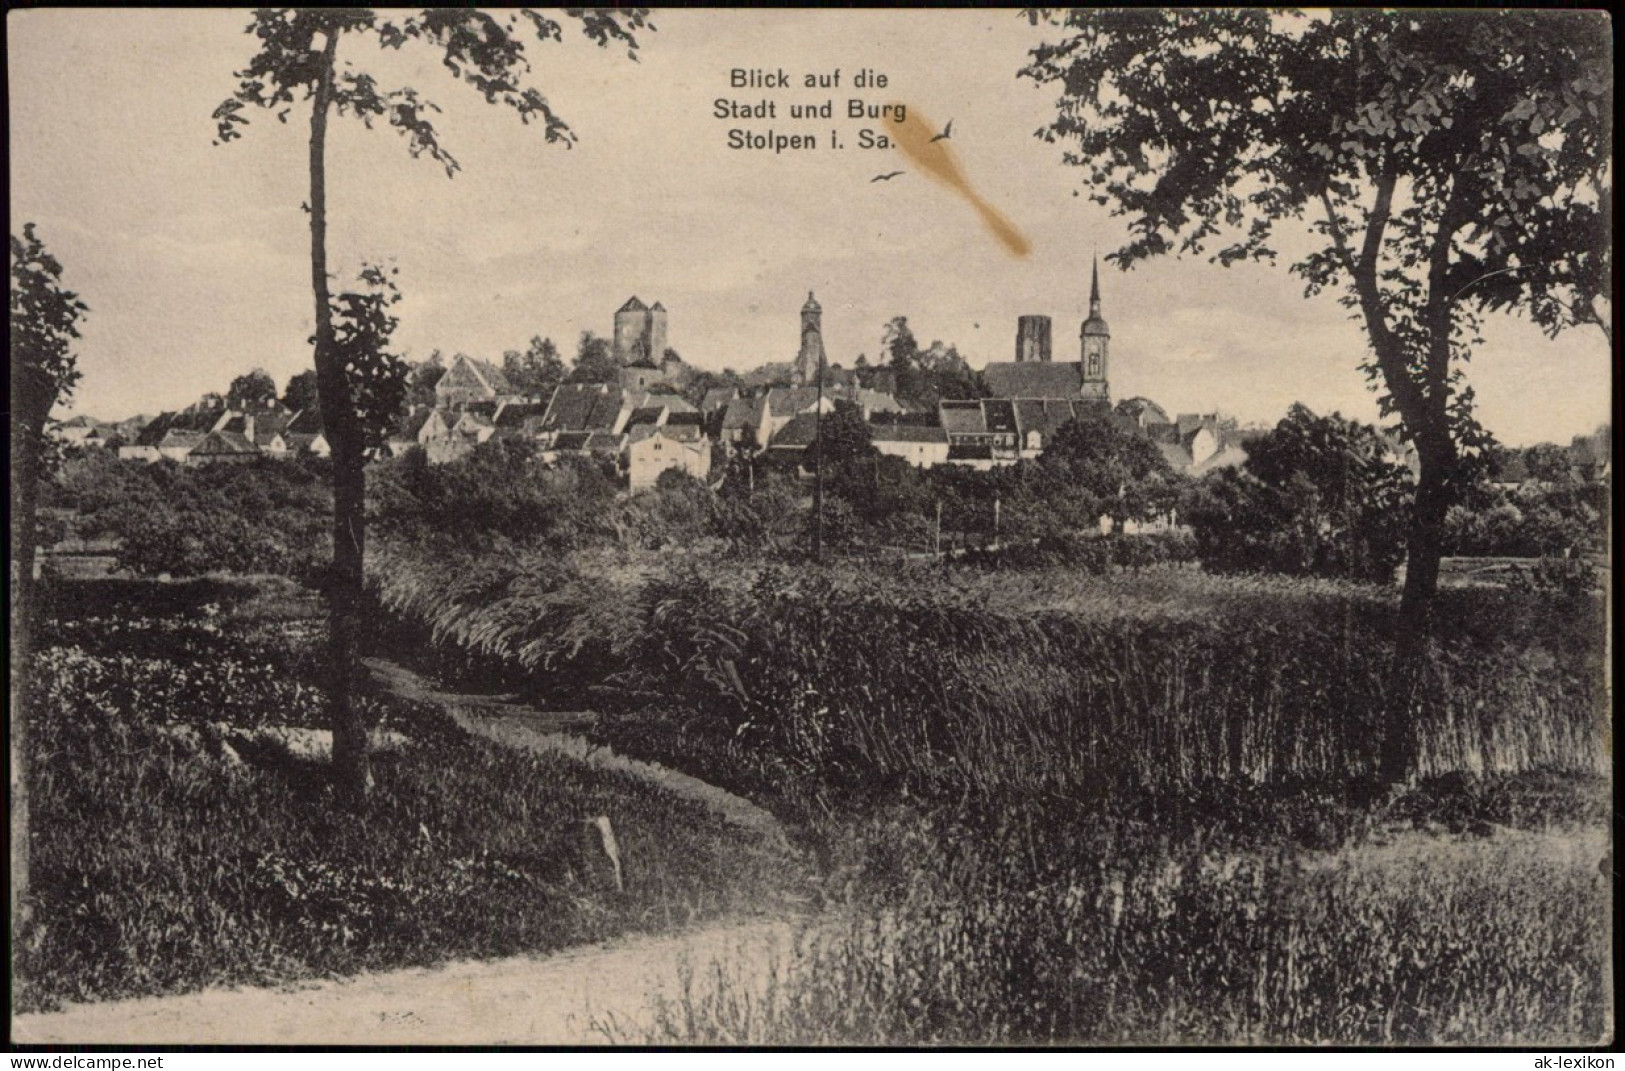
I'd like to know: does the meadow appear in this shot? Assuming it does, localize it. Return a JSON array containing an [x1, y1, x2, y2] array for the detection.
[[15, 576, 802, 1013], [367, 540, 1612, 1045]]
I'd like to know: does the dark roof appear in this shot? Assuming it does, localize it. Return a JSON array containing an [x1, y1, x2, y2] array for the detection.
[[617, 295, 647, 313], [1013, 398, 1079, 443], [939, 401, 988, 436], [626, 406, 666, 429], [1176, 413, 1218, 436], [190, 430, 260, 457], [770, 412, 821, 448], [666, 410, 704, 427], [982, 362, 1084, 399], [721, 395, 765, 430], [542, 384, 624, 433], [494, 402, 547, 430], [871, 424, 949, 444], [948, 443, 994, 461], [1117, 396, 1171, 426], [393, 408, 439, 441], [287, 407, 324, 436], [701, 387, 738, 413], [983, 399, 1018, 435], [133, 412, 180, 447]]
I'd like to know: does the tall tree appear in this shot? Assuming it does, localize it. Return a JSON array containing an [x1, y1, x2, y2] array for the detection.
[[228, 367, 279, 411], [1022, 9, 1611, 782], [10, 224, 86, 930], [215, 8, 650, 803], [503, 334, 565, 400], [282, 368, 320, 414], [567, 330, 620, 384]]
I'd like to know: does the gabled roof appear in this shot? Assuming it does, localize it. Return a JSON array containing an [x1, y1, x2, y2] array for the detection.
[[158, 429, 206, 451], [721, 395, 766, 430], [493, 402, 547, 429], [1117, 396, 1171, 427], [666, 410, 704, 427], [625, 406, 666, 429], [1176, 413, 1218, 436], [286, 407, 324, 436], [939, 401, 989, 436], [701, 387, 738, 413], [769, 412, 821, 448], [629, 423, 704, 447], [1013, 398, 1078, 443], [624, 389, 697, 414], [983, 399, 1018, 435], [392, 408, 441, 441], [133, 412, 180, 447], [542, 383, 625, 433], [871, 424, 949, 444], [982, 361, 1084, 399], [190, 430, 259, 457], [617, 295, 647, 313], [766, 386, 821, 418], [252, 409, 292, 445], [554, 430, 626, 454]]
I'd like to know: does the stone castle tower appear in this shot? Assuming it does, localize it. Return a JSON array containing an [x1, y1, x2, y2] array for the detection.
[[1080, 257, 1110, 401], [1015, 315, 1053, 363], [613, 296, 668, 367], [792, 291, 827, 388]]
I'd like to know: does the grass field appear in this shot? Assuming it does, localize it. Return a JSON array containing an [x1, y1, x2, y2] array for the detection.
[[15, 576, 803, 1013]]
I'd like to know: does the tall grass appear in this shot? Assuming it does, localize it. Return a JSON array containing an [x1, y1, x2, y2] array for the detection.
[[604, 798, 1612, 1046], [17, 581, 804, 1013], [369, 546, 1606, 802]]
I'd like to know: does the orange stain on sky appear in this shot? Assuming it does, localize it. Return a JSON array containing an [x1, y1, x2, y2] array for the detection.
[[889, 104, 1032, 258]]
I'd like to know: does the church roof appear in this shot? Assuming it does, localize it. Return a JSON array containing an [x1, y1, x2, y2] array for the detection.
[[617, 296, 647, 313], [982, 361, 1085, 399]]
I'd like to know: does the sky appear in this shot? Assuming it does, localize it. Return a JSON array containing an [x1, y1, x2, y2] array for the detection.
[[8, 8, 1612, 445]]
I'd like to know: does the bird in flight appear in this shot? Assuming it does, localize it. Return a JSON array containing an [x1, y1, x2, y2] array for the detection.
[[871, 170, 905, 182], [930, 119, 954, 142]]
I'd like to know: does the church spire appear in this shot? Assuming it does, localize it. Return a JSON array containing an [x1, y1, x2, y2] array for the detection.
[[1089, 254, 1102, 317]]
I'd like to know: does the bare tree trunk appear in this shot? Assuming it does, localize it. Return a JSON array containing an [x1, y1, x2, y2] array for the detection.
[[308, 29, 372, 806]]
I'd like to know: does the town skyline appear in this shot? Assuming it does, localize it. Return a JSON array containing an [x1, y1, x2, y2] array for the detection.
[[10, 8, 1611, 446]]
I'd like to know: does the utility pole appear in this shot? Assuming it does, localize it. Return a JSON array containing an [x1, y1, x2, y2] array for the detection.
[[935, 499, 942, 557], [993, 492, 1001, 549]]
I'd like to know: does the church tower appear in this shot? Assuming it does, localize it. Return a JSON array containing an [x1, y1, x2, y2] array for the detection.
[[793, 291, 827, 388], [1080, 257, 1110, 401]]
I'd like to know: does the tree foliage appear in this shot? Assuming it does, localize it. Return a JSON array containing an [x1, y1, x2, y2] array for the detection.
[[567, 330, 619, 384], [1040, 417, 1179, 521], [227, 368, 278, 411], [1021, 9, 1611, 585], [1022, 9, 1611, 780], [503, 335, 565, 400], [1183, 405, 1414, 581], [281, 368, 320, 414]]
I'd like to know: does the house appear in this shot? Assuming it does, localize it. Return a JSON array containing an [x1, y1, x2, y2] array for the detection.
[[186, 430, 261, 466], [870, 423, 950, 467], [490, 401, 549, 443], [119, 407, 229, 462], [627, 423, 712, 490], [56, 415, 103, 446], [283, 407, 330, 457], [719, 394, 770, 449], [540, 383, 631, 440], [434, 353, 522, 409], [762, 384, 902, 441]]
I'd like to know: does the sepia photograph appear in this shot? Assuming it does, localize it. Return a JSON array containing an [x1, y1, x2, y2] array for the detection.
[[8, 7, 1614, 1049]]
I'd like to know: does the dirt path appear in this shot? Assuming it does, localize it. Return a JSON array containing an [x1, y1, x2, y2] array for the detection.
[[14, 657, 803, 1045], [360, 656, 788, 848], [13, 920, 800, 1045]]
